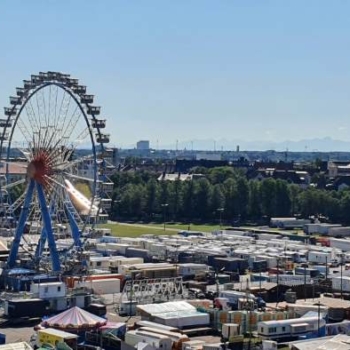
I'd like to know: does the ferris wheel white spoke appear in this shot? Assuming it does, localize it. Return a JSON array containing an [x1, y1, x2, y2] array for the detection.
[[9, 191, 26, 213], [54, 84, 59, 127], [24, 102, 40, 134], [35, 88, 47, 130], [2, 178, 26, 190], [16, 119, 33, 147], [63, 172, 99, 183], [57, 92, 72, 135], [59, 107, 83, 148], [53, 152, 95, 171]]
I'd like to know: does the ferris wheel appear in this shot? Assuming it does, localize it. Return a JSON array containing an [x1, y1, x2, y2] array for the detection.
[[0, 71, 114, 273]]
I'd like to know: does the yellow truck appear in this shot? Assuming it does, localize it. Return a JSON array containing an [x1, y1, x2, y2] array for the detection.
[[32, 328, 78, 350]]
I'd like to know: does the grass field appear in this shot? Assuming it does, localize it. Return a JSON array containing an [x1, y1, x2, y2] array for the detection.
[[145, 222, 221, 232], [98, 222, 221, 237], [98, 223, 177, 237]]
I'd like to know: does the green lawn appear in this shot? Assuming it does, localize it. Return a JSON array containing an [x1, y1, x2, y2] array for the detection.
[[146, 222, 222, 233], [98, 222, 221, 237], [98, 223, 177, 237]]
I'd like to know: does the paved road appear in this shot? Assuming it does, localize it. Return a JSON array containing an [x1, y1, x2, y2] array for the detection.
[[0, 325, 35, 344]]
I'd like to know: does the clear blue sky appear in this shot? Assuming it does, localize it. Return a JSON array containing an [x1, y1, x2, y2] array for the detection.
[[1, 1, 350, 149]]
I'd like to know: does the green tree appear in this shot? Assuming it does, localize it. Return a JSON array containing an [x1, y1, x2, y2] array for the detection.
[[193, 178, 212, 220], [235, 177, 249, 219], [208, 167, 236, 184], [288, 184, 301, 215], [260, 178, 277, 218], [223, 178, 237, 220], [144, 179, 159, 218], [298, 189, 321, 218], [275, 179, 291, 217], [181, 180, 195, 220], [210, 184, 225, 218], [248, 181, 261, 219], [168, 179, 182, 220], [340, 192, 350, 225]]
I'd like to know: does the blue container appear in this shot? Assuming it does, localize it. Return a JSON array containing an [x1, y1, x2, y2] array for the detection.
[[0, 333, 6, 345]]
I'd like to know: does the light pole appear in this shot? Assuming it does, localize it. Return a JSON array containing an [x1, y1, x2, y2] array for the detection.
[[276, 257, 280, 305], [340, 253, 344, 298], [217, 208, 224, 229], [314, 301, 323, 337], [161, 203, 168, 231], [304, 265, 307, 301]]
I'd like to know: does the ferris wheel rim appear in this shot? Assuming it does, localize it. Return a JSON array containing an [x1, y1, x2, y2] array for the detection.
[[1, 80, 102, 160], [0, 73, 108, 245]]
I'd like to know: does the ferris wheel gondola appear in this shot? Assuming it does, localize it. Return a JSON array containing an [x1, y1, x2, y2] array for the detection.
[[0, 71, 115, 273]]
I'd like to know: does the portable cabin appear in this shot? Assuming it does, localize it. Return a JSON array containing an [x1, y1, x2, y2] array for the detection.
[[258, 316, 326, 340]]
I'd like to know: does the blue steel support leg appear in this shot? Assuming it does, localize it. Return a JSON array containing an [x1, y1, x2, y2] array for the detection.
[[35, 228, 46, 260], [35, 195, 56, 260], [36, 183, 61, 272], [64, 203, 82, 248], [7, 180, 35, 268]]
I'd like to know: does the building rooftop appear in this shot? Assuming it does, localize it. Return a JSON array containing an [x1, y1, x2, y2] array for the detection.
[[296, 296, 350, 309]]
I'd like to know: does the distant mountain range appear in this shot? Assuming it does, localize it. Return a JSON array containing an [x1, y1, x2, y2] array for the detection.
[[157, 137, 350, 152]]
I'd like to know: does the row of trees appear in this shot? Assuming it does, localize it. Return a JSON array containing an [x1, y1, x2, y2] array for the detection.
[[109, 167, 350, 225]]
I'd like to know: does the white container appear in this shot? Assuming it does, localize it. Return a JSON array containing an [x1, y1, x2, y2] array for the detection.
[[155, 313, 210, 328], [202, 344, 222, 350], [178, 264, 208, 277], [328, 227, 350, 237], [319, 224, 342, 235], [96, 243, 107, 252], [182, 340, 205, 350], [332, 276, 350, 292], [31, 282, 66, 299], [88, 256, 110, 270], [110, 257, 144, 268], [76, 278, 120, 294], [113, 243, 130, 255], [222, 323, 239, 339], [125, 330, 172, 350], [308, 251, 332, 264], [262, 340, 277, 350], [329, 238, 350, 251]]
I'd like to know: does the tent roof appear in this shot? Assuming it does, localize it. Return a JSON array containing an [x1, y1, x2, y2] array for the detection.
[[42, 306, 106, 329], [137, 301, 196, 316]]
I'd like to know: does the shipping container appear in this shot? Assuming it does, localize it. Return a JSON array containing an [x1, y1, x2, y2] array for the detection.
[[65, 273, 124, 289], [139, 327, 189, 350], [135, 320, 180, 332], [252, 260, 268, 272], [212, 258, 248, 273], [295, 267, 320, 278], [125, 330, 172, 350], [177, 264, 209, 278], [328, 227, 350, 237], [76, 278, 120, 294], [4, 299, 50, 318], [308, 251, 333, 265], [221, 323, 240, 339], [125, 247, 151, 261]]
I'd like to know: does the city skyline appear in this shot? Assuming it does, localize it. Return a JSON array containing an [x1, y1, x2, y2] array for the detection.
[[1, 1, 350, 149]]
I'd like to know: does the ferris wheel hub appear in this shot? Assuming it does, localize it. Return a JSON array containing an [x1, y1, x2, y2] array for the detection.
[[27, 151, 52, 186]]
